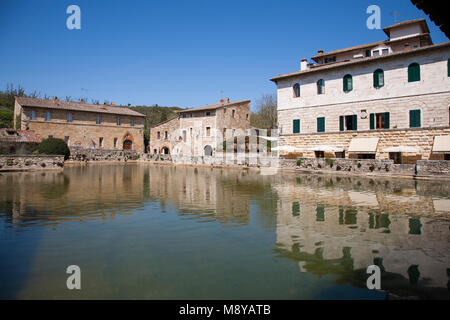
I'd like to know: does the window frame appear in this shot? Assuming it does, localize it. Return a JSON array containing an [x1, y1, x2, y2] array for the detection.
[[293, 83, 300, 97], [317, 79, 325, 95], [408, 63, 420, 82], [343, 74, 353, 92], [373, 69, 384, 88], [293, 119, 300, 134]]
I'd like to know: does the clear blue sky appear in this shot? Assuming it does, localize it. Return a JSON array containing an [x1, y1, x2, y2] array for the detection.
[[0, 0, 447, 110]]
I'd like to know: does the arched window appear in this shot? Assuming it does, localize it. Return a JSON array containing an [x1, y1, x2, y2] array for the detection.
[[447, 59, 450, 77], [317, 79, 325, 95], [373, 69, 384, 88], [343, 74, 353, 92], [293, 83, 300, 97], [408, 63, 420, 82]]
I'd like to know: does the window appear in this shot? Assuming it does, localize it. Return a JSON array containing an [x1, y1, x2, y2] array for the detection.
[[99, 137, 103, 148], [48, 135, 53, 138], [232, 110, 235, 118], [372, 50, 380, 56], [315, 151, 324, 158], [389, 152, 402, 164], [293, 83, 300, 97], [44, 112, 51, 121], [409, 109, 421, 128], [408, 63, 420, 82], [131, 119, 135, 127], [370, 112, 390, 129], [373, 69, 384, 88], [67, 113, 72, 123], [325, 56, 336, 63], [157, 131, 161, 139], [335, 151, 345, 159], [382, 48, 389, 55], [206, 111, 211, 116], [317, 79, 325, 95], [206, 127, 211, 136], [343, 74, 353, 92], [339, 115, 357, 131], [164, 131, 168, 139], [293, 119, 300, 133], [113, 137, 118, 148], [246, 114, 249, 120], [183, 130, 187, 141], [117, 117, 121, 126], [96, 115, 101, 125], [365, 50, 371, 57], [357, 154, 375, 159], [29, 110, 36, 120], [317, 117, 325, 133]]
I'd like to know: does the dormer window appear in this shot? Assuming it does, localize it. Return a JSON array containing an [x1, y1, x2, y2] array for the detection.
[[317, 79, 325, 95], [293, 83, 300, 97]]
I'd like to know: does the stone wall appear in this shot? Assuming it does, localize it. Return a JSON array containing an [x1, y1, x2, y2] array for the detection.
[[416, 160, 450, 177], [278, 126, 450, 160], [288, 157, 416, 176], [0, 155, 64, 171], [67, 147, 140, 162], [149, 117, 180, 154]]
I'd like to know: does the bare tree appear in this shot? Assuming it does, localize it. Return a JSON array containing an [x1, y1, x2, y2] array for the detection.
[[250, 94, 277, 129]]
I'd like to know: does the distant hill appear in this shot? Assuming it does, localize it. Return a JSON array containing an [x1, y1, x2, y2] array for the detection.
[[127, 105, 182, 129]]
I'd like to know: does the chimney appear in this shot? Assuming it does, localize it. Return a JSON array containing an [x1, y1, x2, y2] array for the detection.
[[220, 99, 225, 103], [225, 98, 229, 103], [103, 101, 107, 105], [53, 96, 58, 101], [79, 98, 84, 104], [300, 58, 309, 71], [317, 49, 324, 55], [111, 102, 115, 106]]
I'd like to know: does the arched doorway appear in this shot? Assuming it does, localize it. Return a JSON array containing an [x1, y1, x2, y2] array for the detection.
[[161, 147, 170, 154], [204, 145, 213, 156], [123, 140, 132, 150]]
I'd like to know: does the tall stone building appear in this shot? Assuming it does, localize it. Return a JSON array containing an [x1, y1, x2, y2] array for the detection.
[[150, 99, 250, 157], [14, 97, 146, 152], [271, 19, 450, 163]]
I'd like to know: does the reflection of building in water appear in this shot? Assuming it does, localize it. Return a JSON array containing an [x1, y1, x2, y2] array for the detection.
[[146, 165, 254, 225], [273, 175, 450, 297]]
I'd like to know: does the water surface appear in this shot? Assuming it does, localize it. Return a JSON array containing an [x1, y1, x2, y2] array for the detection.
[[0, 164, 449, 299]]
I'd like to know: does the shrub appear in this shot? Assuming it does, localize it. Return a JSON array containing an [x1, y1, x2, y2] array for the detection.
[[325, 158, 335, 167], [296, 159, 302, 166], [38, 137, 70, 160]]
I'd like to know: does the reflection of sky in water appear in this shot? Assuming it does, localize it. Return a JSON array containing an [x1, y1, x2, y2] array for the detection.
[[0, 164, 448, 299]]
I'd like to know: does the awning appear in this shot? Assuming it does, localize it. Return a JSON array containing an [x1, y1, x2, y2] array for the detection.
[[432, 135, 450, 153], [310, 145, 344, 153], [271, 145, 303, 152], [348, 137, 379, 153], [382, 146, 420, 153]]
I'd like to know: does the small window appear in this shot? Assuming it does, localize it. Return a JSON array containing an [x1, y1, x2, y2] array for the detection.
[[157, 131, 161, 139], [117, 117, 121, 126], [164, 131, 168, 139], [131, 119, 135, 127], [372, 50, 380, 56], [183, 130, 187, 141], [206, 111, 211, 116], [67, 113, 72, 123], [30, 110, 36, 120], [365, 50, 371, 57], [48, 135, 53, 138], [293, 119, 300, 134], [113, 137, 118, 148], [232, 110, 235, 118], [343, 74, 353, 92], [408, 63, 420, 82], [315, 151, 324, 158], [370, 112, 390, 129], [44, 112, 51, 121], [206, 127, 211, 136], [382, 48, 389, 55], [96, 115, 101, 125], [373, 69, 384, 88], [409, 109, 421, 128], [99, 137, 103, 148], [293, 83, 300, 97], [317, 117, 325, 133], [339, 115, 357, 131], [317, 79, 325, 95], [246, 114, 249, 120]]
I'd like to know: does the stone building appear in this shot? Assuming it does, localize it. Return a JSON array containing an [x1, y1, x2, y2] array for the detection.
[[14, 97, 146, 152], [149, 98, 251, 157], [0, 128, 41, 154], [271, 19, 450, 163]]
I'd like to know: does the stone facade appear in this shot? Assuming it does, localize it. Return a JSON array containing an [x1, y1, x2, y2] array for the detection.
[[67, 147, 141, 162], [272, 19, 450, 162], [0, 155, 64, 171], [14, 97, 146, 152], [149, 99, 251, 157]]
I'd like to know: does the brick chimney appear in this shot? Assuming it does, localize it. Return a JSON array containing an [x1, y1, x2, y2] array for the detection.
[[225, 98, 230, 103], [79, 98, 84, 104], [317, 49, 324, 55], [111, 102, 115, 106], [53, 96, 58, 101]]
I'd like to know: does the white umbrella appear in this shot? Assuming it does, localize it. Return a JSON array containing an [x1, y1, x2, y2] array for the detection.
[[271, 145, 303, 152], [258, 136, 278, 141], [382, 146, 420, 153]]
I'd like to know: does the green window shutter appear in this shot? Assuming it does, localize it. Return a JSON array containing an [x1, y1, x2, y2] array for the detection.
[[348, 76, 353, 91], [352, 114, 357, 130], [409, 110, 421, 128], [339, 116, 344, 131], [370, 113, 375, 130], [343, 77, 347, 92], [379, 70, 384, 86], [317, 117, 325, 132], [408, 63, 420, 82], [384, 112, 390, 129], [293, 119, 300, 133], [373, 71, 379, 87], [448, 59, 450, 77]]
